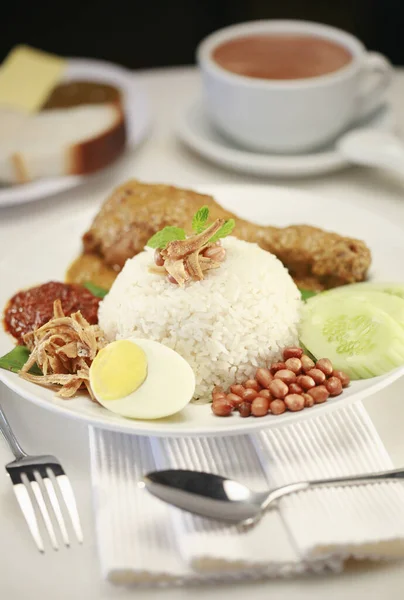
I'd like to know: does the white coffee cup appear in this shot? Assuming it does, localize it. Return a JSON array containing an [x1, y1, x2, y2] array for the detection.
[[197, 20, 392, 154]]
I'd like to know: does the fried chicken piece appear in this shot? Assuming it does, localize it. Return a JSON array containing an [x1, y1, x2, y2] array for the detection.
[[80, 180, 371, 291]]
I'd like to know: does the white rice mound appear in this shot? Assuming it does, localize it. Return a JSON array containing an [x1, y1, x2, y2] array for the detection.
[[98, 237, 302, 403]]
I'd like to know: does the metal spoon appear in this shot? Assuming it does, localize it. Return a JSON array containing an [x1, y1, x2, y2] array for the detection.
[[143, 467, 404, 526], [337, 128, 404, 176]]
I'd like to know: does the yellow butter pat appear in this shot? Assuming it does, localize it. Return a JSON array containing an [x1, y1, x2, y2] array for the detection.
[[0, 45, 66, 112]]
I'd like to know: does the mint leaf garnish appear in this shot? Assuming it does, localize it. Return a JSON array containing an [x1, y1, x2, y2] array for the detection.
[[146, 208, 235, 250], [209, 219, 235, 243], [192, 206, 210, 234], [147, 226, 186, 249]]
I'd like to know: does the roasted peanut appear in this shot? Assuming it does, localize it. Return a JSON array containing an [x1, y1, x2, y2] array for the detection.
[[242, 388, 259, 402], [167, 274, 179, 285], [308, 385, 330, 404], [202, 245, 226, 262], [284, 357, 302, 374], [316, 358, 333, 377], [301, 355, 315, 372], [274, 369, 296, 385], [325, 376, 343, 396], [269, 379, 288, 399], [270, 361, 287, 373], [302, 393, 315, 408], [332, 370, 350, 388], [269, 399, 286, 415], [251, 397, 270, 417], [296, 374, 316, 390], [212, 386, 224, 395], [230, 384, 246, 397], [212, 398, 233, 416], [284, 393, 305, 412], [283, 346, 303, 360], [226, 393, 244, 407], [306, 368, 326, 385], [288, 383, 303, 395], [258, 389, 272, 399], [212, 386, 225, 401], [245, 379, 261, 392], [154, 250, 165, 266], [255, 368, 273, 388], [238, 401, 251, 417]]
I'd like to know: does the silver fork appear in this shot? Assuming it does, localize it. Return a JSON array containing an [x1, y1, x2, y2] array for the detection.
[[0, 404, 83, 552]]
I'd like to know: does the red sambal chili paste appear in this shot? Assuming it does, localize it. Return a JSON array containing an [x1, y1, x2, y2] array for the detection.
[[4, 281, 100, 344]]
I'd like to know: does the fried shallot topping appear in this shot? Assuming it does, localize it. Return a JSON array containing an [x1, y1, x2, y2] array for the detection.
[[19, 300, 107, 400], [150, 219, 227, 286]]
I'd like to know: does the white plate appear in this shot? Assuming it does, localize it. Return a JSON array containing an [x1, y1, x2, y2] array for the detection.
[[0, 58, 151, 208], [1, 184, 404, 437], [177, 101, 394, 178]]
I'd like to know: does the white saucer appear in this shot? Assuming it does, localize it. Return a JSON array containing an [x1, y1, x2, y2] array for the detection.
[[177, 100, 394, 178], [0, 58, 151, 208]]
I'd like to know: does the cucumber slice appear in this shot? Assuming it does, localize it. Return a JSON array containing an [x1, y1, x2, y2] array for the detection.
[[319, 282, 404, 301], [306, 290, 404, 328], [300, 295, 404, 379]]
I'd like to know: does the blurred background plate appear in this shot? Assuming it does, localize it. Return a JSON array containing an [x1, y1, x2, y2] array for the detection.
[[177, 100, 394, 178], [0, 58, 151, 208]]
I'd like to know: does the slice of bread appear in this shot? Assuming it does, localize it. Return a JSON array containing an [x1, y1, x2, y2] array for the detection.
[[42, 81, 122, 110], [0, 103, 126, 183]]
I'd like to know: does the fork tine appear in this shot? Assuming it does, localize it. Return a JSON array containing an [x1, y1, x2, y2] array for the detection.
[[42, 475, 70, 547], [51, 470, 83, 543], [31, 473, 59, 551], [12, 479, 44, 553]]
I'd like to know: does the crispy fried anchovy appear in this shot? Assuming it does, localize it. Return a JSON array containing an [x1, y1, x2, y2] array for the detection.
[[156, 219, 226, 285], [161, 220, 224, 260], [19, 300, 106, 399], [164, 258, 190, 287]]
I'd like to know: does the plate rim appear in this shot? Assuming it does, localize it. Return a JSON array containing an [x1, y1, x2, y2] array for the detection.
[[1, 183, 403, 437], [1, 363, 403, 437]]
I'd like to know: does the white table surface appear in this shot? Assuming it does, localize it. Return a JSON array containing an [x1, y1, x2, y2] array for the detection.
[[1, 66, 404, 600]]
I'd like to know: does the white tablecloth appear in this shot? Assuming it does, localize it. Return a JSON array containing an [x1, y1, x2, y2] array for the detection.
[[1, 66, 404, 600]]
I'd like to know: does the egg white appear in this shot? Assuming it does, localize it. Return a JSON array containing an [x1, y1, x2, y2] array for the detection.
[[91, 337, 195, 419]]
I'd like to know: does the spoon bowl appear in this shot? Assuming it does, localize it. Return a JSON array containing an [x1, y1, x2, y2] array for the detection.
[[143, 469, 265, 522]]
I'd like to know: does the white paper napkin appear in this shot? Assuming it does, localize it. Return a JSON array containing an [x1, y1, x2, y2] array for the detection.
[[89, 402, 404, 585]]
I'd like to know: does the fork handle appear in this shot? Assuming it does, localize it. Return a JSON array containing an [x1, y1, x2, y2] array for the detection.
[[0, 404, 27, 460]]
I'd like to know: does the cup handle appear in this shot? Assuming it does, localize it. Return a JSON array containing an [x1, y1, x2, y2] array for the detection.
[[357, 52, 393, 119]]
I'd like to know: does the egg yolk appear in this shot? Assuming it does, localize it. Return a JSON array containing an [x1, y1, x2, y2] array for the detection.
[[90, 340, 147, 401]]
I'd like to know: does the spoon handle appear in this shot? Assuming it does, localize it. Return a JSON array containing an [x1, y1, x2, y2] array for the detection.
[[248, 467, 404, 527], [306, 466, 404, 489]]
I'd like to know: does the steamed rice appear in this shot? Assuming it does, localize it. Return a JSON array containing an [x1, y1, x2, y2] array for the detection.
[[98, 237, 302, 402]]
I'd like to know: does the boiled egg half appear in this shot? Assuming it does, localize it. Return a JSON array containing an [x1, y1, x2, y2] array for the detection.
[[89, 337, 195, 419]]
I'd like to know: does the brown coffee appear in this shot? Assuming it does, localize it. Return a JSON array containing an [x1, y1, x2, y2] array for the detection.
[[212, 34, 352, 80]]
